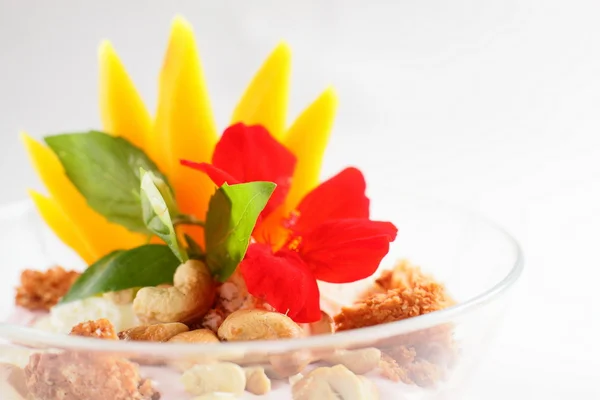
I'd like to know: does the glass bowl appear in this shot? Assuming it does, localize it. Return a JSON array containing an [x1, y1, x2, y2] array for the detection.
[[0, 194, 523, 399]]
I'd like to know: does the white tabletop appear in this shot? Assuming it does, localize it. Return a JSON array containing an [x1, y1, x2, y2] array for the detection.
[[1, 1, 599, 398]]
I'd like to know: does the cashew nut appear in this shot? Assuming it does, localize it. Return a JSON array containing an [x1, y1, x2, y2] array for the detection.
[[181, 362, 246, 396], [308, 311, 335, 336], [288, 373, 304, 386], [0, 363, 28, 400], [168, 329, 221, 371], [243, 366, 271, 395], [292, 365, 379, 400], [118, 323, 189, 342], [168, 328, 220, 344], [218, 310, 304, 341], [103, 288, 137, 305], [133, 260, 216, 324], [268, 351, 311, 379], [322, 348, 381, 375]]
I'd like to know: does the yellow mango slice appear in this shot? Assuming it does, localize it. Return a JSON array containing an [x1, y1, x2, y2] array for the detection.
[[152, 16, 218, 245], [231, 42, 291, 140], [98, 41, 152, 149], [21, 133, 146, 262], [28, 190, 96, 264], [283, 87, 338, 209]]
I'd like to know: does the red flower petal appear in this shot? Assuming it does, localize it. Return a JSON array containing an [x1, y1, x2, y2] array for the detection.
[[240, 243, 321, 323], [179, 160, 240, 186], [291, 286, 322, 323], [293, 167, 370, 233], [299, 219, 398, 283], [212, 123, 296, 216]]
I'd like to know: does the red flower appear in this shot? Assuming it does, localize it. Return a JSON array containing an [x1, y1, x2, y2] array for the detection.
[[183, 123, 398, 323], [181, 123, 296, 217], [241, 243, 321, 323], [291, 166, 370, 233], [241, 169, 397, 323]]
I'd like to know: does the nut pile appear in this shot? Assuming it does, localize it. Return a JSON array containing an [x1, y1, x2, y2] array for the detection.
[[10, 259, 457, 399], [5, 318, 160, 400]]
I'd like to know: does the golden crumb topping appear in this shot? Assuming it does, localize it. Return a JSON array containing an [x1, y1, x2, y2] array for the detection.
[[335, 260, 454, 331], [360, 259, 453, 301], [379, 353, 413, 384], [70, 319, 118, 340], [200, 270, 274, 333], [24, 319, 159, 399], [379, 353, 443, 387], [335, 260, 458, 388], [15, 266, 80, 311], [334, 283, 449, 332], [24, 352, 159, 400]]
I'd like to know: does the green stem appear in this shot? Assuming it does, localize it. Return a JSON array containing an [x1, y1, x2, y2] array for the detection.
[[173, 214, 206, 228]]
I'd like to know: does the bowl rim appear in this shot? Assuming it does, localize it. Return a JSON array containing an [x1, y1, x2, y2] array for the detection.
[[0, 197, 524, 356]]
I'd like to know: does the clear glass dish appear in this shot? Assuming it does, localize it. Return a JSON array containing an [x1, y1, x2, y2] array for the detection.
[[0, 195, 523, 399]]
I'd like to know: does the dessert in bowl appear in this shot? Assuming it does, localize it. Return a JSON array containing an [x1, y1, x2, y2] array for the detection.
[[0, 16, 523, 400]]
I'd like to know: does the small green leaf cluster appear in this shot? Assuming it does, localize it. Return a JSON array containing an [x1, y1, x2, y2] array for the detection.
[[46, 132, 275, 303]]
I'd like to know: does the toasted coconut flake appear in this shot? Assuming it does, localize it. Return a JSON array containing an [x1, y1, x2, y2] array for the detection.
[[15, 267, 80, 311]]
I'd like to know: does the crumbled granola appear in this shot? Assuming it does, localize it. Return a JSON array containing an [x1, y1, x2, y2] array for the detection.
[[200, 308, 226, 333], [374, 323, 457, 388], [399, 325, 457, 361], [379, 353, 413, 384], [138, 379, 160, 400], [336, 261, 457, 388], [386, 345, 417, 366], [70, 318, 118, 340], [335, 260, 453, 331], [24, 319, 160, 399], [218, 278, 247, 313], [378, 353, 442, 388], [25, 352, 159, 400], [360, 260, 453, 304], [15, 266, 80, 311], [408, 359, 444, 387], [334, 283, 449, 331], [200, 270, 274, 333]]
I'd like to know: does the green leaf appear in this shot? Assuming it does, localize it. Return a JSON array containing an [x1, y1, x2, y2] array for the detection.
[[140, 168, 187, 262], [205, 181, 276, 282], [45, 131, 170, 233], [173, 214, 205, 227], [184, 233, 204, 259], [60, 244, 180, 304]]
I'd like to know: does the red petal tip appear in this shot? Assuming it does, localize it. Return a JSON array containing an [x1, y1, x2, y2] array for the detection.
[[240, 244, 321, 323]]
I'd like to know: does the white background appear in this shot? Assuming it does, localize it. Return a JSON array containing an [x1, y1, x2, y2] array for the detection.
[[1, 0, 599, 398]]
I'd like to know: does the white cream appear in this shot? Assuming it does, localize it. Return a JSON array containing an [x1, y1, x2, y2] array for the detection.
[[34, 297, 139, 334]]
